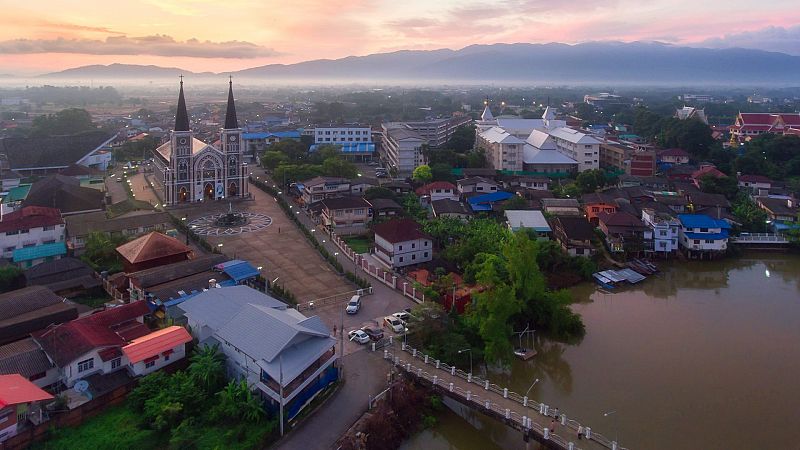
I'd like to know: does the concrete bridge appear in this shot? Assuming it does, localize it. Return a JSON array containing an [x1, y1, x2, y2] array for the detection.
[[382, 342, 627, 450]]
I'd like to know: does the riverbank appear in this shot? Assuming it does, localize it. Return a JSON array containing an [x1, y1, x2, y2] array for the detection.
[[402, 253, 800, 450]]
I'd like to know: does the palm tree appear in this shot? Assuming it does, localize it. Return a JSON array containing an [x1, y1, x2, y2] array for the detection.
[[188, 344, 226, 393]]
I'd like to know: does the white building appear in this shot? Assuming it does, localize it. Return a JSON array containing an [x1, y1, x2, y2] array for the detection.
[[642, 208, 679, 254], [523, 129, 579, 175], [314, 125, 372, 145], [505, 209, 551, 239], [677, 214, 730, 257], [381, 125, 425, 176], [475, 127, 525, 172], [373, 218, 432, 268], [675, 106, 708, 124], [546, 127, 601, 172], [0, 206, 66, 268], [385, 116, 471, 148], [457, 177, 499, 195]]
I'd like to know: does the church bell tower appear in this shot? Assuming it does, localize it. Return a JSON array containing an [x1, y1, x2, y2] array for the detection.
[[220, 77, 247, 198]]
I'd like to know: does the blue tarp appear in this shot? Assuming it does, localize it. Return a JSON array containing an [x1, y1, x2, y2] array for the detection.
[[468, 191, 514, 212], [216, 260, 259, 283]]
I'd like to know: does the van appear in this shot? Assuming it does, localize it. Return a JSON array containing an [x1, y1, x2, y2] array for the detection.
[[345, 295, 362, 314]]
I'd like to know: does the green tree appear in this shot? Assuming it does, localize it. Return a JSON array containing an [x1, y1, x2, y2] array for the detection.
[[188, 344, 226, 394], [30, 108, 95, 137], [445, 125, 476, 152], [261, 151, 289, 171], [732, 193, 769, 232], [500, 195, 528, 212], [321, 157, 358, 178], [698, 174, 739, 199], [0, 266, 25, 293], [364, 186, 397, 201], [309, 144, 342, 164], [430, 163, 455, 182], [80, 231, 129, 273], [400, 194, 428, 222], [412, 165, 433, 183], [268, 140, 308, 162]]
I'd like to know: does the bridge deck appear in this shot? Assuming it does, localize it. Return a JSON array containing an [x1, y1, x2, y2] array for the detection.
[[730, 233, 789, 244], [383, 342, 626, 450]]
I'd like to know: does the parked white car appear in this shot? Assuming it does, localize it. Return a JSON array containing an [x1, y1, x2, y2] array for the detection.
[[383, 316, 405, 333], [345, 295, 362, 314], [348, 329, 371, 344]]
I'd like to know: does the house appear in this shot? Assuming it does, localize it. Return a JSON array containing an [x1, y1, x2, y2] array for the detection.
[[178, 286, 336, 421], [415, 182, 458, 206], [0, 286, 78, 345], [541, 198, 581, 216], [0, 206, 66, 269], [22, 175, 105, 216], [431, 199, 472, 220], [628, 150, 656, 177], [0, 338, 59, 388], [597, 211, 652, 254], [23, 257, 101, 298], [457, 177, 498, 196], [551, 216, 596, 257], [243, 130, 301, 161], [0, 131, 115, 175], [115, 232, 192, 273], [503, 176, 550, 191], [674, 106, 708, 124], [737, 174, 772, 195], [467, 191, 514, 212], [64, 210, 172, 252], [300, 177, 351, 205], [677, 214, 731, 258], [381, 181, 413, 195], [121, 326, 192, 377], [756, 197, 799, 231], [582, 192, 619, 226], [657, 148, 691, 165], [119, 254, 229, 304], [0, 374, 53, 442], [32, 301, 152, 387], [642, 208, 679, 254], [504, 210, 551, 238], [320, 197, 372, 235], [691, 165, 726, 188], [367, 198, 403, 219], [373, 218, 432, 269], [654, 193, 690, 214], [522, 129, 579, 175], [664, 164, 697, 182], [599, 142, 632, 172], [60, 164, 105, 190], [686, 191, 731, 214]]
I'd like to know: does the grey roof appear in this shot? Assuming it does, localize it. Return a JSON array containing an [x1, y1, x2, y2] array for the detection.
[[24, 257, 98, 293], [505, 210, 551, 231], [431, 199, 471, 216], [0, 337, 54, 378], [23, 175, 105, 214], [0, 286, 65, 321], [127, 254, 227, 289], [367, 198, 402, 210], [178, 285, 287, 331], [65, 210, 172, 237], [320, 196, 371, 210], [541, 198, 580, 208], [0, 131, 113, 170]]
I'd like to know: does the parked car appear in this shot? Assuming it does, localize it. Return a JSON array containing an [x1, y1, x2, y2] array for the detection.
[[345, 295, 362, 314], [360, 326, 384, 341], [383, 316, 405, 333], [348, 329, 371, 344], [392, 311, 411, 322], [116, 177, 123, 182]]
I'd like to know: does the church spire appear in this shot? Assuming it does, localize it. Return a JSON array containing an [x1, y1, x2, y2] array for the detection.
[[224, 76, 238, 129], [174, 76, 190, 132]]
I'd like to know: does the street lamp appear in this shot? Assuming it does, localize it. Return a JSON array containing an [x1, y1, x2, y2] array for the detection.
[[603, 410, 619, 445], [457, 348, 473, 374], [524, 378, 540, 399]]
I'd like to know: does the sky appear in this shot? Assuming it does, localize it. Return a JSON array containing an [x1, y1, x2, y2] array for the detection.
[[1, 0, 799, 75]]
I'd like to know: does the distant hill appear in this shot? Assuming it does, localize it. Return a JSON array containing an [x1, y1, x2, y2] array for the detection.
[[39, 42, 800, 84]]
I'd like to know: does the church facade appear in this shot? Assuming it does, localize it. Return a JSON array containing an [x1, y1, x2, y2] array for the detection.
[[153, 80, 249, 206]]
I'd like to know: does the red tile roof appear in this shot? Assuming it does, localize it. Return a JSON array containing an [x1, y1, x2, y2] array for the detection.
[[692, 166, 726, 180], [738, 174, 772, 184], [657, 148, 689, 158], [0, 206, 63, 233], [0, 374, 53, 408], [32, 301, 150, 367], [116, 232, 191, 265], [122, 326, 191, 364], [415, 181, 456, 196], [373, 218, 430, 244]]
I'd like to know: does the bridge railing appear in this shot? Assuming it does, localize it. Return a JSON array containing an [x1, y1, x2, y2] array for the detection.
[[392, 343, 628, 450], [731, 233, 788, 243]]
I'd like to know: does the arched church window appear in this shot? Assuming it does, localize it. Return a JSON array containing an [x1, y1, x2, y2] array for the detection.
[[178, 160, 188, 181]]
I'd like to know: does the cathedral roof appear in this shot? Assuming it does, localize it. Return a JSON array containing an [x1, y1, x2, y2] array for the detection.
[[155, 137, 217, 162], [224, 79, 239, 130], [174, 80, 190, 132]]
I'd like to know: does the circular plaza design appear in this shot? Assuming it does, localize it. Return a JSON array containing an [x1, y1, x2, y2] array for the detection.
[[188, 211, 273, 236]]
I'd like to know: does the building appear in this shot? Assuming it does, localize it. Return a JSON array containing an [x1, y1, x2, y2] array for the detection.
[[121, 326, 192, 377], [691, 165, 727, 188], [320, 197, 372, 235], [551, 216, 595, 257], [384, 116, 471, 148], [0, 338, 59, 388], [756, 197, 799, 231], [457, 177, 498, 196], [242, 131, 301, 161], [367, 198, 403, 219], [152, 80, 249, 205], [582, 192, 619, 226], [523, 130, 579, 175], [64, 210, 172, 252], [503, 176, 550, 191], [381, 125, 425, 176], [415, 182, 458, 205], [546, 127, 601, 172], [0, 206, 65, 268], [115, 232, 192, 273], [430, 199, 472, 220], [299, 177, 351, 205], [674, 106, 708, 124], [681, 94, 713, 103], [504, 210, 551, 238], [0, 374, 53, 442], [628, 150, 656, 177], [178, 286, 336, 421], [599, 142, 632, 172], [115, 254, 228, 304], [737, 174, 772, 195], [642, 208, 679, 254], [0, 286, 78, 345], [373, 219, 432, 269], [313, 125, 372, 145], [541, 198, 581, 216], [597, 211, 651, 254], [0, 131, 115, 175], [23, 257, 100, 298], [583, 93, 625, 109], [22, 175, 105, 216], [657, 148, 691, 166], [467, 191, 515, 213], [677, 214, 730, 258], [475, 127, 525, 172], [729, 113, 800, 139]]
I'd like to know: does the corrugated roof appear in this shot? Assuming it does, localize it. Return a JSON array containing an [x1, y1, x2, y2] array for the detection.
[[373, 218, 429, 244], [0, 131, 112, 170], [0, 206, 62, 233], [115, 232, 191, 265], [0, 337, 54, 378], [678, 214, 731, 229], [122, 326, 191, 363], [0, 374, 53, 407], [217, 260, 259, 283], [13, 242, 67, 263], [505, 210, 551, 231], [178, 285, 286, 332], [23, 175, 105, 214]]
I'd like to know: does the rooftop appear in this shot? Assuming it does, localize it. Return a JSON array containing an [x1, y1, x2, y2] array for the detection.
[[0, 206, 63, 233], [0, 131, 113, 170], [505, 210, 551, 231], [122, 326, 192, 364], [0, 374, 53, 408], [373, 218, 430, 244], [115, 232, 191, 265]]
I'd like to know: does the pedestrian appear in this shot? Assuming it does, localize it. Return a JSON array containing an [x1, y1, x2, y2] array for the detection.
[[333, 324, 337, 336], [550, 419, 556, 432]]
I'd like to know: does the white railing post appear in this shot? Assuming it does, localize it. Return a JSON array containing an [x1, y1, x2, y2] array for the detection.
[[371, 342, 376, 352], [412, 348, 417, 357], [406, 363, 411, 372], [544, 428, 550, 439], [466, 391, 471, 401], [543, 404, 549, 416], [612, 442, 618, 450], [561, 414, 567, 425], [432, 376, 437, 386], [467, 373, 472, 383], [424, 355, 428, 364], [539, 404, 545, 414], [503, 388, 508, 398], [568, 443, 575, 450], [417, 367, 422, 377], [485, 400, 490, 409], [451, 366, 455, 375], [522, 416, 528, 429], [401, 342, 406, 351], [484, 380, 489, 390], [585, 427, 591, 439], [436, 360, 440, 369], [383, 349, 388, 359], [449, 382, 454, 392], [505, 408, 510, 419], [523, 396, 528, 407], [388, 336, 393, 345]]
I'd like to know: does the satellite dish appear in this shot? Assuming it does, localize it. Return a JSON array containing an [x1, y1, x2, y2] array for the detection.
[[73, 380, 89, 393]]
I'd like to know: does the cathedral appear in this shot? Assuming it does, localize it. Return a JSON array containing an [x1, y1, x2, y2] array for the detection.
[[153, 79, 249, 206]]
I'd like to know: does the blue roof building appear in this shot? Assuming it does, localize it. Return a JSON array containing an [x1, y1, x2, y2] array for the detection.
[[12, 242, 67, 268], [677, 214, 730, 257], [467, 191, 514, 212]]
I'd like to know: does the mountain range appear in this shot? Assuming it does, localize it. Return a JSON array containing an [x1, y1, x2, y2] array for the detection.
[[37, 42, 800, 84]]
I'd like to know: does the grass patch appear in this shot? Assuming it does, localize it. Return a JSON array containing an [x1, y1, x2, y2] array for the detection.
[[342, 236, 371, 254], [70, 295, 109, 309]]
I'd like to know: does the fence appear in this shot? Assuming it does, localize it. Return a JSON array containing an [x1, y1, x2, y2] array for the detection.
[[384, 343, 628, 450], [295, 287, 373, 312]]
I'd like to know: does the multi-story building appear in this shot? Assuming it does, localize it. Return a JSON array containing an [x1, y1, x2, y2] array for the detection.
[[642, 208, 679, 254], [675, 106, 708, 124], [320, 197, 372, 235], [476, 127, 525, 172], [457, 177, 499, 196], [737, 174, 773, 195], [299, 176, 351, 205], [547, 127, 601, 172], [628, 150, 656, 177], [242, 131, 301, 162], [386, 116, 472, 148], [313, 125, 372, 145], [0, 206, 66, 269], [599, 142, 631, 172], [381, 125, 425, 176], [657, 148, 690, 165], [677, 214, 730, 258], [551, 216, 596, 257], [373, 219, 433, 269]]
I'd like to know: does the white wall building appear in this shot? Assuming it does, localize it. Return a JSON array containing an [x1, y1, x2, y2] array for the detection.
[[475, 127, 525, 172], [642, 208, 679, 254], [373, 219, 432, 268], [547, 127, 601, 172], [0, 206, 66, 268], [677, 214, 730, 255], [314, 125, 372, 144], [381, 125, 425, 176]]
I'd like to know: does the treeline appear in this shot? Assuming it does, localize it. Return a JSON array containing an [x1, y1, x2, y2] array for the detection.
[[1, 85, 121, 106], [261, 140, 360, 183]]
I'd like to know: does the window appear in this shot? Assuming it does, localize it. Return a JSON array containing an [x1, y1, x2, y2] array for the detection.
[[77, 358, 94, 373], [399, 256, 404, 263], [412, 254, 416, 260], [700, 228, 708, 233], [6, 230, 18, 236], [42, 225, 55, 231], [411, 243, 415, 249], [29, 371, 46, 381], [4, 246, 14, 252], [424, 252, 428, 258], [164, 353, 170, 361], [354, 208, 365, 215], [693, 239, 700, 245], [145, 360, 156, 369], [660, 230, 667, 236], [111, 358, 121, 369], [576, 248, 584, 255], [424, 241, 428, 246], [705, 239, 714, 244], [19, 229, 28, 234]]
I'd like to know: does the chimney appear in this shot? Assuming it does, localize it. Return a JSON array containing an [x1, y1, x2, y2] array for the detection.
[[208, 278, 217, 289]]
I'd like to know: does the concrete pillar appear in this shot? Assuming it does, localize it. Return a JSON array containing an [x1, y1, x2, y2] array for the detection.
[[436, 360, 440, 369], [503, 388, 508, 398], [401, 342, 406, 351], [505, 408, 510, 419], [468, 373, 472, 382], [424, 355, 428, 364], [417, 367, 422, 377], [539, 404, 545, 414], [371, 342, 376, 352], [544, 428, 550, 439], [561, 414, 567, 426], [383, 349, 388, 359], [568, 443, 575, 450], [449, 383, 454, 392], [433, 376, 437, 386], [406, 363, 411, 372], [523, 396, 528, 407], [485, 400, 490, 409], [522, 416, 528, 429], [412, 348, 417, 357], [388, 336, 393, 345], [585, 427, 591, 439], [543, 405, 549, 416], [466, 391, 471, 401], [612, 442, 618, 450], [485, 380, 490, 390], [451, 366, 456, 375]]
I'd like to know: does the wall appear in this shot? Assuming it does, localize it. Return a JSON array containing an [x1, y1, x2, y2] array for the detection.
[[128, 345, 186, 377], [0, 224, 65, 260]]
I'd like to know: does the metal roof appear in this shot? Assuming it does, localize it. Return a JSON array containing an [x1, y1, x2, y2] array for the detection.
[[216, 260, 259, 283], [13, 242, 67, 263], [178, 285, 286, 332]]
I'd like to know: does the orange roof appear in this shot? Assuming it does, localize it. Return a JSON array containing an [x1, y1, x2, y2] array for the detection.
[[116, 232, 191, 265], [0, 374, 53, 408], [122, 326, 191, 364]]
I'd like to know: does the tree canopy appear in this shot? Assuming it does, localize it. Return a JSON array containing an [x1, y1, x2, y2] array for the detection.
[[31, 108, 96, 137], [412, 165, 433, 183]]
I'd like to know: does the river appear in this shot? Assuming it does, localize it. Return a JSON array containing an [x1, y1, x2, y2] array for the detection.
[[401, 253, 800, 450]]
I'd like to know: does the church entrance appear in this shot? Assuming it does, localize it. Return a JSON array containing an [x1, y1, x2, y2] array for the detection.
[[178, 187, 188, 203], [228, 182, 238, 197], [204, 182, 214, 200]]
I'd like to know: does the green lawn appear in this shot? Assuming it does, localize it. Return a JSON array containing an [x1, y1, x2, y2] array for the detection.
[[342, 236, 371, 254]]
